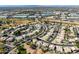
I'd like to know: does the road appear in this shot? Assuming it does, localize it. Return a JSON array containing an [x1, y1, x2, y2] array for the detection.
[[44, 19, 79, 25]]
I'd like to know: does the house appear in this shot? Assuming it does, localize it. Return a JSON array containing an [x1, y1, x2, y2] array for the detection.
[[64, 47, 71, 53], [6, 37, 15, 42], [42, 42, 49, 47], [0, 15, 7, 18], [12, 14, 29, 18], [36, 41, 43, 48], [56, 46, 63, 53], [49, 45, 55, 50]]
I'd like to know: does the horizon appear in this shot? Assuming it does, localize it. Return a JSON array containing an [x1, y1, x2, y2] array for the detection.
[[0, 5, 79, 7]]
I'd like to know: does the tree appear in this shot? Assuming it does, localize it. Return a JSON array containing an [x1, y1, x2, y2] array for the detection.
[[75, 40, 79, 48], [17, 45, 27, 54], [13, 30, 21, 36], [41, 46, 49, 53], [0, 43, 5, 54]]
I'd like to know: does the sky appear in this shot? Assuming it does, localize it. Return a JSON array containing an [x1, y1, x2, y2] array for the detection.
[[0, 0, 79, 5]]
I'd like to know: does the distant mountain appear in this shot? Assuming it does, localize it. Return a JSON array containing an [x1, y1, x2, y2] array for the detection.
[[0, 5, 39, 7], [0, 5, 79, 11], [0, 5, 79, 8]]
